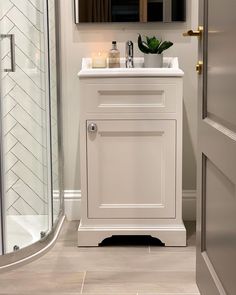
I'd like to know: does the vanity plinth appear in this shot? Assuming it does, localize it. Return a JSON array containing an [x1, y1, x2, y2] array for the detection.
[[78, 58, 186, 246]]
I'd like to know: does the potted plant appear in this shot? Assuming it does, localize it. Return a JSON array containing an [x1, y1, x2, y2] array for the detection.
[[138, 34, 173, 68]]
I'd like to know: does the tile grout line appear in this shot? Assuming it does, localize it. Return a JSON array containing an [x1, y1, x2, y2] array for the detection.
[[80, 271, 87, 294]]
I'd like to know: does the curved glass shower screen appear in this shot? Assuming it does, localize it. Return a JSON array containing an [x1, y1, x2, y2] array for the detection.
[[0, 0, 63, 256]]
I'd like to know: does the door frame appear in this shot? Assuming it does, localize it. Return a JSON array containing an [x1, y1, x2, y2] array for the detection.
[[196, 0, 227, 294]]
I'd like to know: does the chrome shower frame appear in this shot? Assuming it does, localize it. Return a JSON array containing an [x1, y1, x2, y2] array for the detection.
[[0, 0, 65, 269], [0, 40, 4, 256]]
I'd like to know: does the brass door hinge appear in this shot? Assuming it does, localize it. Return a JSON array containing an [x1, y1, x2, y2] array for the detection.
[[196, 61, 203, 75]]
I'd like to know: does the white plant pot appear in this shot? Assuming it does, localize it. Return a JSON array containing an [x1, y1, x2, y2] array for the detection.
[[144, 54, 163, 68]]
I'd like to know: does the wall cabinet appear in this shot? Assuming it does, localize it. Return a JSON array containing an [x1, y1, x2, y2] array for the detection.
[[78, 59, 186, 246]]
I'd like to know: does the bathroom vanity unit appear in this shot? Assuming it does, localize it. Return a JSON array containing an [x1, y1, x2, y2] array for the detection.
[[78, 58, 186, 246]]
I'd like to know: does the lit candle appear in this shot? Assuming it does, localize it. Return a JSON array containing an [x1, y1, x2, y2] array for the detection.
[[92, 52, 107, 68]]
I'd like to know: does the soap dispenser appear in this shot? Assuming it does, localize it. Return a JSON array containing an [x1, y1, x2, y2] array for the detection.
[[108, 41, 120, 68]]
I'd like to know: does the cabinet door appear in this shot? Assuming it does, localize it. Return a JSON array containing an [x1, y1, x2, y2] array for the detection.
[[87, 120, 176, 219]]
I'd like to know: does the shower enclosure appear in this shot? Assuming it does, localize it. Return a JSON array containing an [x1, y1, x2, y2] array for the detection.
[[0, 0, 64, 264]]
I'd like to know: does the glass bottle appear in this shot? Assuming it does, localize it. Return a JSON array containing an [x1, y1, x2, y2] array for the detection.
[[108, 41, 120, 68]]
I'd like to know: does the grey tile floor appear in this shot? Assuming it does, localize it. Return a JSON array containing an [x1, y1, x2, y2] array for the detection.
[[0, 221, 200, 295]]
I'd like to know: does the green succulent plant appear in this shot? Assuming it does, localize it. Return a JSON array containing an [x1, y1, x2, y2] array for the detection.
[[138, 34, 173, 54]]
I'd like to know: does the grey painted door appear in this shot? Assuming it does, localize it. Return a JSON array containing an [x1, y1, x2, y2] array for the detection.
[[196, 0, 236, 294]]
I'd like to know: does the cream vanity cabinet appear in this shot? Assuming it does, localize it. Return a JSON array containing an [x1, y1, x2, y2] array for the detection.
[[78, 58, 186, 246]]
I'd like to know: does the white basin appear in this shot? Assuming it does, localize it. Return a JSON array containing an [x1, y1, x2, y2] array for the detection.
[[78, 57, 184, 78]]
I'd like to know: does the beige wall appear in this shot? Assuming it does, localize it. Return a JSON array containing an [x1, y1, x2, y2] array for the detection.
[[60, 0, 198, 191]]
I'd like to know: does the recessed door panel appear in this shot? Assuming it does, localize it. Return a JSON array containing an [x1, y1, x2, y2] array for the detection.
[[205, 159, 236, 295], [207, 0, 236, 130], [87, 120, 176, 219]]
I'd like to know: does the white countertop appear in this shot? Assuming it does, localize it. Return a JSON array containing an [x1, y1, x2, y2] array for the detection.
[[78, 57, 184, 78]]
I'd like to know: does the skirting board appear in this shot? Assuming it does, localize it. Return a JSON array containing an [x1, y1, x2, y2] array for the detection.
[[64, 190, 197, 221], [182, 190, 197, 221]]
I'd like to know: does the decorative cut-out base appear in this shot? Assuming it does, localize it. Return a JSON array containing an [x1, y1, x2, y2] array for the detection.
[[78, 222, 187, 247]]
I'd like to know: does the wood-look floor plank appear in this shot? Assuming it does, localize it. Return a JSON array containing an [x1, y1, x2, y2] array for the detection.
[[21, 248, 195, 273], [0, 271, 84, 293], [82, 270, 199, 294], [0, 221, 199, 294]]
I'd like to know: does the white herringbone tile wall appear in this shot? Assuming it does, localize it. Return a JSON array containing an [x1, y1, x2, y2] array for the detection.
[[0, 0, 49, 215]]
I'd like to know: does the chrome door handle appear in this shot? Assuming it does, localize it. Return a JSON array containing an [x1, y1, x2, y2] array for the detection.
[[88, 123, 98, 133], [1, 34, 16, 72]]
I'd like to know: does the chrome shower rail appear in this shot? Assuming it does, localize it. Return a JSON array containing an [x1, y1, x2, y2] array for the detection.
[[0, 213, 65, 272]]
